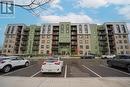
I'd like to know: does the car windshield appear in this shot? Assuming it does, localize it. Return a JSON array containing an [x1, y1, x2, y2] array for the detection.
[[116, 55, 130, 59], [45, 57, 59, 62], [0, 58, 9, 61]]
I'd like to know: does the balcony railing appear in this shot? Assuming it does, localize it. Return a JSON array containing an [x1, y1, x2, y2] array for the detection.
[[71, 32, 77, 35], [98, 32, 106, 36], [53, 28, 59, 31], [53, 33, 59, 35], [98, 37, 107, 41]]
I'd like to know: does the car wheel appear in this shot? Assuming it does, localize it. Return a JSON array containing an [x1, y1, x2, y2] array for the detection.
[[127, 65, 130, 72], [3, 65, 11, 73], [25, 62, 29, 67]]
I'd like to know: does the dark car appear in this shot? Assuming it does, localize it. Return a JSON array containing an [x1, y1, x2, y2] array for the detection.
[[80, 55, 95, 59], [107, 55, 130, 72]]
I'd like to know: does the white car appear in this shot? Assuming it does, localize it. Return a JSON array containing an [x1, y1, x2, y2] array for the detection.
[[41, 56, 63, 73], [0, 56, 30, 73], [101, 55, 116, 59]]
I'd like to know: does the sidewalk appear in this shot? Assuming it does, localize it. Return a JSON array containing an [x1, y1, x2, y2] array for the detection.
[[0, 76, 130, 87]]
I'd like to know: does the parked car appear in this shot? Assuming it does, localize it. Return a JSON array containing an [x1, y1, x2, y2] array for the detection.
[[0, 56, 30, 73], [41, 56, 63, 73], [80, 55, 95, 59], [101, 54, 116, 59], [107, 54, 130, 72]]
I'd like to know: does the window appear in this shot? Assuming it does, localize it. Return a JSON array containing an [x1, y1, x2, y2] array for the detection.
[[85, 40, 88, 44], [47, 40, 50, 43], [119, 35, 121, 38], [4, 45, 7, 48], [42, 35, 45, 38], [47, 35, 50, 38], [79, 25, 82, 33], [61, 24, 64, 33], [9, 45, 11, 48], [86, 45, 89, 49], [116, 25, 121, 33], [79, 35, 83, 38], [42, 25, 45, 34], [79, 40, 83, 44], [11, 26, 15, 34], [80, 45, 83, 49], [46, 45, 49, 49], [85, 35, 88, 38], [80, 51, 83, 54], [125, 45, 128, 49], [121, 25, 126, 33], [48, 25, 51, 34], [7, 26, 11, 33], [42, 40, 45, 43], [120, 46, 123, 49], [8, 50, 10, 53], [124, 40, 128, 43], [66, 24, 69, 33], [41, 45, 44, 48], [120, 51, 124, 54], [123, 35, 127, 38], [84, 25, 88, 33], [119, 40, 122, 44]]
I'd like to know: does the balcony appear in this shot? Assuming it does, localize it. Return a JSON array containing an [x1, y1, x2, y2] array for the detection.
[[23, 29, 29, 32], [52, 42, 58, 46], [21, 42, 27, 46], [35, 28, 40, 32], [71, 43, 77, 45], [71, 27, 77, 31], [53, 28, 59, 31], [35, 33, 40, 36], [22, 33, 28, 36], [34, 37, 40, 41], [52, 46, 58, 49], [108, 32, 114, 36], [20, 47, 26, 51], [53, 37, 58, 40], [71, 32, 77, 35], [16, 38, 20, 41], [22, 38, 28, 41], [98, 37, 107, 41], [53, 33, 59, 35], [33, 42, 39, 46], [32, 47, 39, 51], [99, 43, 108, 46], [98, 32, 106, 36], [71, 37, 77, 40], [109, 37, 114, 41], [15, 42, 19, 46]]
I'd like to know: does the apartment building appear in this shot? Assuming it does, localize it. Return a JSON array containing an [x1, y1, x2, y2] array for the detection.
[[2, 22, 130, 56], [98, 22, 129, 55]]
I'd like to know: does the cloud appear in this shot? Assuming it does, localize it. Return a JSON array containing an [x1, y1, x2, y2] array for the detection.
[[40, 13, 94, 23], [77, 0, 108, 8], [76, 0, 130, 9], [50, 0, 63, 10], [118, 5, 130, 19], [108, 0, 130, 5]]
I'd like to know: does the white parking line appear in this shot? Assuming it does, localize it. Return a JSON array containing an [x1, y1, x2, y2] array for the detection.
[[64, 64, 67, 78], [0, 64, 36, 77], [82, 65, 102, 78], [100, 65, 130, 76], [30, 70, 41, 77]]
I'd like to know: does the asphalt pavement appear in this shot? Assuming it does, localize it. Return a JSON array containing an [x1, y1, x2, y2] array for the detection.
[[0, 58, 130, 78]]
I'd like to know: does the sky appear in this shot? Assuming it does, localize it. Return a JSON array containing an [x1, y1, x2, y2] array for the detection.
[[0, 0, 130, 47]]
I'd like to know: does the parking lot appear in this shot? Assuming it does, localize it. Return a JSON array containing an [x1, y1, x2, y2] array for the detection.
[[0, 58, 130, 78]]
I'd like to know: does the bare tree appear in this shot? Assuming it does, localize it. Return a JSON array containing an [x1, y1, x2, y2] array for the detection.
[[0, 0, 54, 17]]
